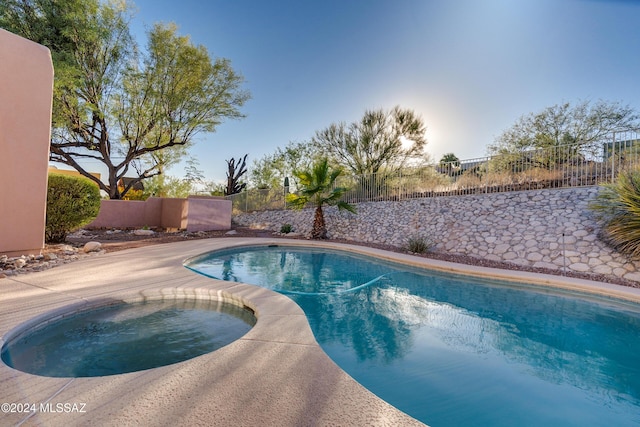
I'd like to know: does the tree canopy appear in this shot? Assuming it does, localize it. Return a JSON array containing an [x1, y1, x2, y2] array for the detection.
[[488, 100, 640, 157], [439, 153, 461, 176], [439, 153, 460, 165], [250, 140, 321, 190], [1, 0, 249, 199], [312, 106, 428, 176]]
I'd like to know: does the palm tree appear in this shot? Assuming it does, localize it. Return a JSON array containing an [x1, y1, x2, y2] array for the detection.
[[439, 153, 461, 176], [286, 158, 356, 239]]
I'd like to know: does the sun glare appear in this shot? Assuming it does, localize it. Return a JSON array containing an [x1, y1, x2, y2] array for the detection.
[[400, 135, 414, 150]]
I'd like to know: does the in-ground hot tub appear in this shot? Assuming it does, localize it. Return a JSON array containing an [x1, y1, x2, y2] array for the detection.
[[1, 296, 256, 377]]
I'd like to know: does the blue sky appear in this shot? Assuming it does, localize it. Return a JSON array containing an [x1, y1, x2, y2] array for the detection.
[[121, 0, 640, 183]]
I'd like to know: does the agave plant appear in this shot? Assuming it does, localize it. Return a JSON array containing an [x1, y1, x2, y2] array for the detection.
[[590, 167, 640, 258], [286, 158, 356, 239]]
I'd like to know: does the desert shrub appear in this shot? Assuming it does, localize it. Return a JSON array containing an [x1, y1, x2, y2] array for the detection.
[[394, 166, 452, 194], [343, 173, 389, 202], [406, 236, 433, 254], [517, 167, 562, 183], [482, 171, 516, 187], [122, 188, 147, 200], [590, 167, 640, 258], [46, 174, 101, 243], [455, 171, 483, 189], [280, 223, 293, 234]]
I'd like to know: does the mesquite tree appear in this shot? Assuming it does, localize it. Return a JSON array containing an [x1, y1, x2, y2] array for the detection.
[[0, 0, 249, 199], [489, 100, 640, 157], [312, 106, 428, 176]]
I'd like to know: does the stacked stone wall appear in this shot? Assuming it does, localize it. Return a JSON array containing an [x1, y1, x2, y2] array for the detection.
[[233, 187, 640, 282]]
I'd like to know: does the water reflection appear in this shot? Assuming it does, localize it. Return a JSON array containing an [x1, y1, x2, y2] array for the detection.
[[396, 271, 640, 401], [188, 246, 640, 426]]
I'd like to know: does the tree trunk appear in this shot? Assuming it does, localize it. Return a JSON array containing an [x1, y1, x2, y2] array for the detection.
[[108, 183, 121, 199], [311, 206, 327, 239]]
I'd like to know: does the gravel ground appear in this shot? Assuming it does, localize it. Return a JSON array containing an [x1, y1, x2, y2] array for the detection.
[[2, 226, 638, 289]]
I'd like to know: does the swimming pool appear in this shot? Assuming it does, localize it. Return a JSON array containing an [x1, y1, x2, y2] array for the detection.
[[186, 245, 640, 427]]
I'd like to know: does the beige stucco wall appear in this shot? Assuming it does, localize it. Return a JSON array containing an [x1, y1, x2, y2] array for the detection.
[[88, 200, 150, 229], [86, 197, 228, 231], [186, 197, 232, 232], [143, 197, 164, 227], [161, 198, 189, 230], [0, 30, 53, 256]]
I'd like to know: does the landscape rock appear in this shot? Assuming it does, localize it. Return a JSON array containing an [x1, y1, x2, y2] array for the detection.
[[67, 229, 97, 239], [133, 229, 155, 236], [60, 244, 77, 255], [0, 243, 104, 277], [83, 241, 102, 253]]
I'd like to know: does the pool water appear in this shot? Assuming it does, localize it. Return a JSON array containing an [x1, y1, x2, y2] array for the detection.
[[187, 245, 640, 427], [1, 299, 255, 377]]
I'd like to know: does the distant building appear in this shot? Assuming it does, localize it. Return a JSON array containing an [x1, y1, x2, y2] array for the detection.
[[436, 158, 487, 175], [602, 138, 640, 159], [459, 159, 487, 172], [48, 166, 101, 181], [118, 177, 145, 192]]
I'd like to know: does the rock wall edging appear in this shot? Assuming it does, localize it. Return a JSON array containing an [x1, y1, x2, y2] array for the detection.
[[233, 187, 640, 282]]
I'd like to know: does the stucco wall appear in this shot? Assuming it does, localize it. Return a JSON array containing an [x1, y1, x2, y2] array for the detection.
[[87, 197, 230, 231], [88, 200, 152, 229], [0, 30, 54, 256], [186, 197, 232, 232], [233, 187, 640, 283], [88, 198, 184, 229], [159, 198, 188, 230]]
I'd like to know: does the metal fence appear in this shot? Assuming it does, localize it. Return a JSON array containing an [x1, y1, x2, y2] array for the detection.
[[226, 132, 640, 213]]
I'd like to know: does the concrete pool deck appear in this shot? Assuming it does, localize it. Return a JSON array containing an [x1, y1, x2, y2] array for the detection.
[[2, 238, 640, 426]]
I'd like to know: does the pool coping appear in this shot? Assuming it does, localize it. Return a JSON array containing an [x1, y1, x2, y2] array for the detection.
[[1, 237, 639, 426]]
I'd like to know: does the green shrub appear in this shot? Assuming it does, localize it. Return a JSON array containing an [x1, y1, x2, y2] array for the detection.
[[280, 223, 293, 234], [46, 174, 101, 243], [406, 236, 433, 254], [590, 168, 640, 258]]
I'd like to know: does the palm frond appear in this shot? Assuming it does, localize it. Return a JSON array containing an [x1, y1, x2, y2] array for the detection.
[[336, 200, 357, 213], [286, 192, 308, 209], [590, 167, 640, 258]]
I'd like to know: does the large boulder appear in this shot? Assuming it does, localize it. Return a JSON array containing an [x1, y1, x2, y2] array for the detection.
[[83, 241, 102, 253]]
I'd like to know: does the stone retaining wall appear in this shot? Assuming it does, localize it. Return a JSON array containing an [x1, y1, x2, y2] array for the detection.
[[233, 187, 640, 282]]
